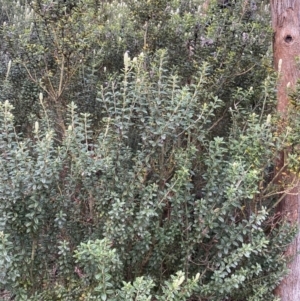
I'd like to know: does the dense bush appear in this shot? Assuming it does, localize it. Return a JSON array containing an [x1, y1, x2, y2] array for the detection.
[[0, 0, 297, 300]]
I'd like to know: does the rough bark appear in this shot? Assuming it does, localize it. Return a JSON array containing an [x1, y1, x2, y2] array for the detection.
[[271, 1, 300, 113], [271, 1, 300, 300]]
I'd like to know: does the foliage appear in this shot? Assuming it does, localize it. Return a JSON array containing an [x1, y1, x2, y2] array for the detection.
[[0, 0, 297, 301], [0, 0, 273, 136]]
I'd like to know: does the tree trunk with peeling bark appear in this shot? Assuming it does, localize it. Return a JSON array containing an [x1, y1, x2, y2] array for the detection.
[[271, 1, 300, 300]]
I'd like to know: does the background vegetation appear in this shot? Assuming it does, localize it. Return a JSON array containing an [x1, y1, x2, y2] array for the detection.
[[0, 0, 297, 300]]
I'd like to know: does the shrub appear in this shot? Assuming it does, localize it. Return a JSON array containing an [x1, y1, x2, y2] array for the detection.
[[0, 50, 296, 300]]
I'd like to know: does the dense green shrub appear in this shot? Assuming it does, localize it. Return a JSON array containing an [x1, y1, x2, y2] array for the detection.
[[0, 0, 273, 136], [0, 51, 296, 300], [0, 0, 298, 300]]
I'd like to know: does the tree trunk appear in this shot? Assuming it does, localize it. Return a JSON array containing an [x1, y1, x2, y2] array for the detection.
[[271, 1, 300, 300]]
